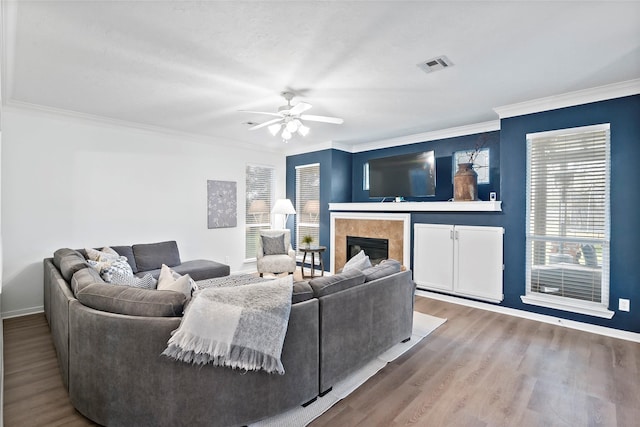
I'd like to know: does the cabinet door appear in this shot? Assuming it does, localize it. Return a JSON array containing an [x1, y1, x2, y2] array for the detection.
[[413, 224, 454, 291], [454, 225, 504, 302]]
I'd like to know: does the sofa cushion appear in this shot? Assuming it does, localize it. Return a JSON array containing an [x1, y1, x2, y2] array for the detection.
[[342, 250, 372, 272], [170, 259, 230, 281], [58, 251, 90, 282], [71, 267, 105, 296], [53, 248, 84, 270], [132, 241, 181, 271], [77, 283, 186, 317], [292, 281, 314, 303], [309, 269, 366, 298], [111, 245, 138, 273], [262, 234, 286, 255], [361, 259, 402, 282]]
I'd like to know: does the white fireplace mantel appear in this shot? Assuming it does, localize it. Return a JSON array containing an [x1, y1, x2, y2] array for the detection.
[[329, 201, 502, 213]]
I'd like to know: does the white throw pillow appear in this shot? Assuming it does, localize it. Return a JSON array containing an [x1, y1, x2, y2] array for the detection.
[[157, 264, 193, 299], [85, 247, 120, 262], [343, 250, 372, 272]]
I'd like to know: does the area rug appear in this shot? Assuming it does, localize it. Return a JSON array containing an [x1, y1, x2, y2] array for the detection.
[[250, 311, 446, 427]]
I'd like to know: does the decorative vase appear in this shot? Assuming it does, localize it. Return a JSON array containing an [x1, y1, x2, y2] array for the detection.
[[454, 163, 478, 201]]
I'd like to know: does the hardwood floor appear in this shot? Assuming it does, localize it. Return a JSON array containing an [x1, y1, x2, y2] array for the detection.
[[3, 297, 639, 426]]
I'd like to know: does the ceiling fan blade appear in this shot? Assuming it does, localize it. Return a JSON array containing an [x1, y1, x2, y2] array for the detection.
[[289, 102, 312, 116], [239, 110, 284, 118], [249, 118, 283, 131], [300, 114, 344, 124]]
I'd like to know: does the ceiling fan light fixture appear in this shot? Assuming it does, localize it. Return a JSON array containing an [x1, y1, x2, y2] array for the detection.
[[286, 120, 299, 133], [241, 91, 343, 143], [268, 123, 282, 136], [297, 124, 310, 136]]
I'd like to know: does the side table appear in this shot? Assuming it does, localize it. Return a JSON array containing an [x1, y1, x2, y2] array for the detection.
[[300, 246, 326, 279]]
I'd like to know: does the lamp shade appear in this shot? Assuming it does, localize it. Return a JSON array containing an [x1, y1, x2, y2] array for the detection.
[[271, 199, 296, 215]]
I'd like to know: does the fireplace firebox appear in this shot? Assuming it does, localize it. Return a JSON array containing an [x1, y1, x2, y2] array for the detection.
[[346, 236, 389, 266]]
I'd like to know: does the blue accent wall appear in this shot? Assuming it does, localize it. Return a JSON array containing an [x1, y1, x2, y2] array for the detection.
[[286, 149, 352, 269], [352, 131, 501, 202], [286, 95, 640, 333], [500, 94, 640, 333]]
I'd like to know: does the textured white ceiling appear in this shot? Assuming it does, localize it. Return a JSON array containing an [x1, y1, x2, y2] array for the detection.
[[3, 1, 640, 151]]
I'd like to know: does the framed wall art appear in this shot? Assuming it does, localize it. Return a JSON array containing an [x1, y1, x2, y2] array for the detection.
[[207, 180, 237, 229]]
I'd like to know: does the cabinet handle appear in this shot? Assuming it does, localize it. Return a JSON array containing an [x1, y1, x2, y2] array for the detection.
[[455, 230, 459, 240], [450, 230, 454, 240]]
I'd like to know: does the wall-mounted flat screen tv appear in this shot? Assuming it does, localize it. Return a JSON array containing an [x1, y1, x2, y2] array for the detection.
[[369, 151, 436, 198]]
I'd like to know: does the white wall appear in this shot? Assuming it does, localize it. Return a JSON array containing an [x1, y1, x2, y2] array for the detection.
[[1, 107, 286, 317]]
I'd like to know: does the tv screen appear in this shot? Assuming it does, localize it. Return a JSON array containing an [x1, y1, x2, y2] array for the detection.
[[369, 151, 436, 198]]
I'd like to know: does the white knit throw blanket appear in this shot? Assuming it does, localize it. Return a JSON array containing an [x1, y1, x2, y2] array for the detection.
[[162, 275, 293, 374]]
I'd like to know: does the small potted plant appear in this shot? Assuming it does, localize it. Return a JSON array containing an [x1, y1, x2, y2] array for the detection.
[[301, 235, 314, 249]]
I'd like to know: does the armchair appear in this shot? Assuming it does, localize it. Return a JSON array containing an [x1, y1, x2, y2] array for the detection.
[[256, 229, 297, 277]]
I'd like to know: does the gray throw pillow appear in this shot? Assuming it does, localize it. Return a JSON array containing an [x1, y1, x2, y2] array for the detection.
[[109, 270, 157, 290], [110, 245, 138, 273], [262, 234, 286, 255], [87, 256, 134, 283]]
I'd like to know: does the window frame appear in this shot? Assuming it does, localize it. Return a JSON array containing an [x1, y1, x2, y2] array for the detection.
[[521, 123, 613, 319], [295, 163, 320, 257], [245, 163, 275, 262]]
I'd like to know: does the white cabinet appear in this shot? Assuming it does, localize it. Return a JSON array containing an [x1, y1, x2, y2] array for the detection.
[[413, 224, 504, 303]]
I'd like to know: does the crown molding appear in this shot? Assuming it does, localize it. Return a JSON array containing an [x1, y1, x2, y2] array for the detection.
[[493, 78, 640, 119], [282, 139, 353, 156], [4, 100, 284, 154], [283, 120, 501, 157], [347, 120, 500, 154]]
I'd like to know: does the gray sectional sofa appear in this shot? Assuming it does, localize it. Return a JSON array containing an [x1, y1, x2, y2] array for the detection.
[[43, 242, 415, 427]]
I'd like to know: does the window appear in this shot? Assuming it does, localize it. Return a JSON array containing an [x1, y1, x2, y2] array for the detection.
[[453, 147, 490, 184], [363, 162, 370, 190], [245, 164, 274, 260], [523, 124, 612, 318], [295, 163, 320, 254]]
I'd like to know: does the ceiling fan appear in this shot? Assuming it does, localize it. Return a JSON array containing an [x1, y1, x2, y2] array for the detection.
[[240, 92, 344, 142]]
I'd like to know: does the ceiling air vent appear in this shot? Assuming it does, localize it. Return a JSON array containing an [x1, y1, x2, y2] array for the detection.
[[417, 55, 453, 74]]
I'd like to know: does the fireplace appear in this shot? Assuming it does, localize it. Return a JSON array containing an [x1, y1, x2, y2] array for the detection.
[[331, 212, 410, 273], [347, 236, 389, 266]]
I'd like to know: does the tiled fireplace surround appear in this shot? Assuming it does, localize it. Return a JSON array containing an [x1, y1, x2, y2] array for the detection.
[[330, 212, 411, 272]]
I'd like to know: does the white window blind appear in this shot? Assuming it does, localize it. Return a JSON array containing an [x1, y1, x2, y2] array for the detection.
[[363, 162, 370, 191], [245, 164, 274, 260], [295, 163, 320, 254], [525, 124, 610, 314]]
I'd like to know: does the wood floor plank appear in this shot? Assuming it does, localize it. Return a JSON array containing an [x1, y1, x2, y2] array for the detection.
[[4, 298, 639, 427]]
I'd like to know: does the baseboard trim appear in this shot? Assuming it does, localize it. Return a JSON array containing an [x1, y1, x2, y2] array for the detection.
[[1, 305, 44, 319], [415, 289, 640, 343]]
